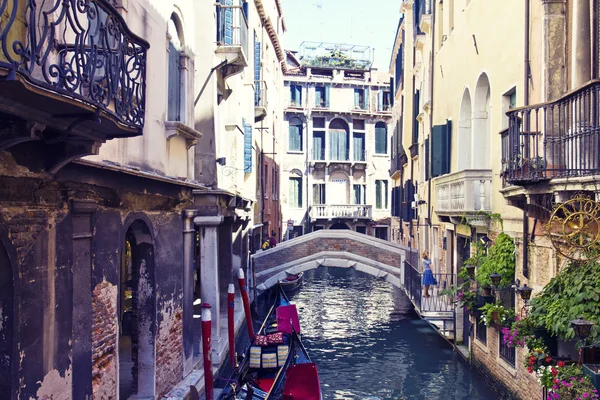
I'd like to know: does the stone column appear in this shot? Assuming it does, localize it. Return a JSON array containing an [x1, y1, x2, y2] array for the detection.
[[218, 219, 233, 317], [572, 0, 591, 87], [542, 0, 567, 101], [182, 209, 198, 375], [194, 215, 224, 364], [71, 200, 97, 399]]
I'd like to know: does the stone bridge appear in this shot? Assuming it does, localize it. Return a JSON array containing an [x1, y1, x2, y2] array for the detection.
[[250, 229, 455, 332]]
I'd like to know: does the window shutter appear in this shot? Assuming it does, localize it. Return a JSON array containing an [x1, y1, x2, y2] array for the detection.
[[425, 137, 430, 180], [298, 178, 303, 207], [375, 180, 382, 209], [354, 89, 360, 108], [254, 37, 261, 106], [224, 0, 233, 45], [384, 180, 389, 208], [431, 125, 444, 177], [391, 187, 396, 216], [377, 90, 383, 111], [289, 124, 300, 151], [325, 85, 331, 108], [243, 119, 253, 173], [365, 88, 370, 110], [297, 86, 303, 106], [412, 90, 420, 144], [390, 78, 395, 106], [167, 41, 181, 121], [315, 87, 321, 107], [443, 120, 452, 175]]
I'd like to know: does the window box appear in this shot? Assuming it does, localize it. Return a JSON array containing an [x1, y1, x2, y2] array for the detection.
[[583, 364, 600, 392]]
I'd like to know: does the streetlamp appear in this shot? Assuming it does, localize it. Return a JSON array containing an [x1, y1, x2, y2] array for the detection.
[[490, 272, 502, 287], [517, 283, 533, 316], [570, 316, 596, 365], [464, 264, 476, 278]]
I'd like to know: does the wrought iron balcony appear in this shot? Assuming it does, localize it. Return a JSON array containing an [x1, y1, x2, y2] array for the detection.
[[310, 204, 372, 220], [435, 169, 493, 218], [501, 80, 600, 186], [0, 0, 149, 142], [254, 80, 267, 122]]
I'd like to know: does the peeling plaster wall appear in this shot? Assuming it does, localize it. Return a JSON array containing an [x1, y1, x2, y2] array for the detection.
[[91, 281, 118, 398]]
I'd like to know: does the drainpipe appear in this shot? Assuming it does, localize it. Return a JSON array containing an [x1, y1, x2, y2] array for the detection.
[[427, 0, 435, 228], [523, 0, 530, 278]]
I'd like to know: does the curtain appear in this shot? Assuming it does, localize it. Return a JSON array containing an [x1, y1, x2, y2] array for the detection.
[[313, 132, 324, 160], [315, 87, 322, 107], [353, 133, 365, 161], [313, 184, 325, 204], [289, 177, 302, 207], [375, 124, 387, 154], [289, 123, 302, 151], [330, 130, 348, 160]]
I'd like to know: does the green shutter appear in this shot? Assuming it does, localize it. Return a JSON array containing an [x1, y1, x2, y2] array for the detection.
[[325, 85, 331, 108], [315, 87, 322, 107], [384, 180, 388, 208], [431, 125, 444, 178], [365, 88, 370, 110], [375, 180, 382, 209], [443, 120, 452, 175], [425, 137, 430, 180]]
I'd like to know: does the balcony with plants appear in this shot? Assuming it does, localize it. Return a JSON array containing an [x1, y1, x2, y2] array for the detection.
[[0, 0, 148, 172]]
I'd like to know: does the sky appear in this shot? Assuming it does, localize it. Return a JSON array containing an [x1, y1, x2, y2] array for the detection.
[[280, 0, 402, 72]]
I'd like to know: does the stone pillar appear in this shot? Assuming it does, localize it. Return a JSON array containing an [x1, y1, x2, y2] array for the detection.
[[572, 0, 592, 87], [194, 215, 224, 364], [542, 0, 567, 101], [182, 209, 198, 375], [218, 219, 233, 316], [71, 200, 97, 399]]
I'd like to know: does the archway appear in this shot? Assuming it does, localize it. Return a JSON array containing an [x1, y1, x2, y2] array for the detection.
[[0, 240, 13, 399], [329, 118, 350, 161], [458, 89, 472, 171], [119, 220, 156, 399], [330, 223, 350, 230], [473, 74, 491, 169]]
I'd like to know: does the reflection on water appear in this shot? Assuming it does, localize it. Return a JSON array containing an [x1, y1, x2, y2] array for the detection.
[[284, 267, 499, 400]]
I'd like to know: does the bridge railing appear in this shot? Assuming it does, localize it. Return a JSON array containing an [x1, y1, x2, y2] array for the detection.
[[404, 261, 422, 310], [403, 260, 455, 314]]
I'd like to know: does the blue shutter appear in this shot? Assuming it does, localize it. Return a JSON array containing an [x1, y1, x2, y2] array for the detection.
[[254, 37, 261, 106], [354, 89, 360, 108], [296, 85, 302, 106], [431, 125, 444, 178], [364, 88, 370, 110], [167, 41, 181, 121], [325, 85, 330, 108], [224, 0, 233, 45], [315, 87, 322, 107], [377, 90, 383, 112], [384, 181, 388, 208], [243, 120, 253, 173]]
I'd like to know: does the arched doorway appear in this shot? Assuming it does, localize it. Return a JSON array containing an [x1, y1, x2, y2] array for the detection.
[[329, 118, 350, 161], [330, 223, 350, 230], [458, 89, 472, 171], [119, 220, 156, 399], [0, 240, 13, 399], [473, 74, 491, 169]]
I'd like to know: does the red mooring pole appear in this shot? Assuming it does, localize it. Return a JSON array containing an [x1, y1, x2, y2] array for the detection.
[[238, 268, 255, 341], [201, 303, 214, 400], [228, 283, 236, 368]]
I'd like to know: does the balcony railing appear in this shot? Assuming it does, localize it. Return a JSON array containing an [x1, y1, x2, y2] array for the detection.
[[435, 170, 493, 215], [254, 80, 267, 108], [501, 80, 600, 185], [216, 2, 248, 59], [0, 0, 149, 133], [310, 204, 372, 219]]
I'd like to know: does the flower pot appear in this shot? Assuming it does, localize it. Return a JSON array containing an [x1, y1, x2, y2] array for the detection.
[[491, 311, 500, 323], [583, 364, 600, 392]]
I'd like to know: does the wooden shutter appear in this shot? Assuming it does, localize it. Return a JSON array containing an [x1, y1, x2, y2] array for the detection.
[[390, 78, 395, 106], [254, 37, 261, 105], [425, 137, 430, 180], [384, 181, 389, 208], [377, 90, 383, 111], [243, 120, 252, 173], [431, 125, 444, 177], [365, 88, 370, 110], [412, 90, 420, 144], [325, 85, 331, 107], [376, 180, 382, 209], [443, 120, 452, 174], [315, 87, 322, 107], [224, 0, 233, 45], [167, 41, 181, 121]]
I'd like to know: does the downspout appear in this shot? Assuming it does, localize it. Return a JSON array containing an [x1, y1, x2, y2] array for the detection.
[[427, 0, 435, 228], [522, 0, 530, 278]]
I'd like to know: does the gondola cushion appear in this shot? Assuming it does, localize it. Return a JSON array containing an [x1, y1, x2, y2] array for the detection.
[[267, 332, 284, 344], [277, 345, 289, 366], [254, 334, 269, 347], [249, 346, 262, 368], [262, 352, 277, 368]]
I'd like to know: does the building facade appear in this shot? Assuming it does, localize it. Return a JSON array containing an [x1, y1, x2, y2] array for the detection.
[[0, 0, 285, 398], [390, 0, 600, 399], [280, 43, 393, 240]]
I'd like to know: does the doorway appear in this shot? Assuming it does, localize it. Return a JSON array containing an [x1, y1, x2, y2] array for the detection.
[[119, 220, 156, 399]]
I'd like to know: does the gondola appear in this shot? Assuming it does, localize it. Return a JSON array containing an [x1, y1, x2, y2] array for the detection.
[[218, 287, 321, 400], [278, 272, 304, 294]]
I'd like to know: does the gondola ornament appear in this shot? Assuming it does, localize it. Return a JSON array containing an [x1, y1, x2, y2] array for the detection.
[[545, 194, 600, 261]]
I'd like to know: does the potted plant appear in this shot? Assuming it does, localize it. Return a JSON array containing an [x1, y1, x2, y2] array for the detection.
[[583, 364, 600, 392], [478, 302, 507, 326]]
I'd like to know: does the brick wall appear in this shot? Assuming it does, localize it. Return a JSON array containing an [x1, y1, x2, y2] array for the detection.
[[92, 281, 118, 398], [254, 236, 406, 275], [472, 324, 542, 400], [155, 308, 183, 397]]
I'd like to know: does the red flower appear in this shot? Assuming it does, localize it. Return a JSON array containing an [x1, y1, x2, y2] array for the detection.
[[558, 361, 565, 367], [551, 368, 559, 376], [527, 366, 533, 373], [546, 357, 553, 363]]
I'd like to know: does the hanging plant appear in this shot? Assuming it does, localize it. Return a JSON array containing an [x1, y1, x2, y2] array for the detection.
[[475, 232, 516, 288], [530, 260, 600, 340]]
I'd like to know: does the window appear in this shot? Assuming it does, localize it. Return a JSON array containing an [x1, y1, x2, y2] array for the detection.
[[476, 316, 487, 344], [431, 121, 452, 177], [289, 117, 303, 152], [375, 227, 388, 240], [167, 15, 184, 121], [375, 122, 388, 154], [288, 177, 302, 208], [356, 226, 367, 234], [377, 90, 391, 111], [353, 133, 365, 161], [313, 131, 325, 160], [312, 183, 326, 204], [272, 167, 276, 198], [254, 34, 261, 106], [375, 180, 389, 209], [290, 84, 302, 106], [354, 88, 368, 109], [315, 85, 330, 108], [264, 163, 268, 198], [329, 119, 350, 161], [353, 184, 366, 204]]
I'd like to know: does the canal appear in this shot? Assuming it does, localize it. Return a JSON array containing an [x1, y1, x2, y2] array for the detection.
[[280, 267, 500, 400]]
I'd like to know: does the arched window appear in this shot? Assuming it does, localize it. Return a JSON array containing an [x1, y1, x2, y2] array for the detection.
[[167, 14, 184, 121], [329, 118, 349, 161], [289, 117, 303, 152], [375, 122, 388, 154]]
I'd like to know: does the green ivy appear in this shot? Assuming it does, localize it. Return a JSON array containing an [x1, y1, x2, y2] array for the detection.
[[475, 232, 516, 288], [530, 260, 600, 340]]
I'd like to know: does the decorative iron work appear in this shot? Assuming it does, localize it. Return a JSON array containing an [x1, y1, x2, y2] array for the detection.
[[546, 195, 600, 261], [0, 0, 148, 131], [501, 81, 600, 186]]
